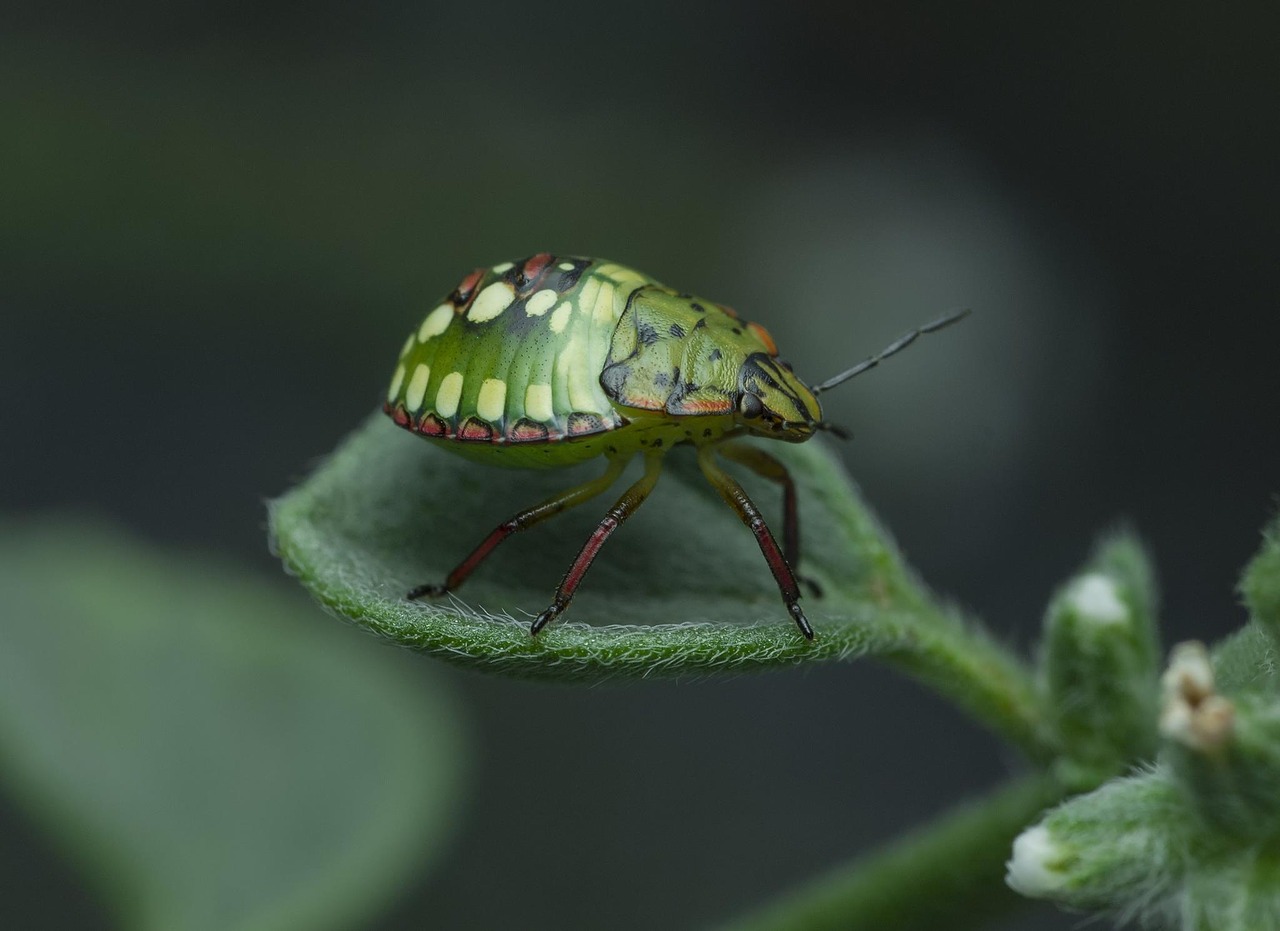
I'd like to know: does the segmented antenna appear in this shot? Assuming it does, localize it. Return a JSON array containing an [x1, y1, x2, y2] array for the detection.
[[810, 308, 971, 395]]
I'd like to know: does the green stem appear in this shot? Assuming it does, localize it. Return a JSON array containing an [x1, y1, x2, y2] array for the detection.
[[719, 776, 1064, 931], [878, 615, 1054, 764]]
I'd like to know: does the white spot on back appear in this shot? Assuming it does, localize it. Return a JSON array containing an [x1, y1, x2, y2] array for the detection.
[[577, 276, 601, 315], [436, 371, 464, 417], [525, 288, 558, 317], [562, 337, 598, 410], [477, 378, 507, 422], [400, 333, 416, 357], [468, 282, 515, 323], [387, 364, 406, 403], [558, 261, 575, 271], [526, 383, 554, 422], [592, 281, 616, 323], [419, 304, 453, 342], [405, 363, 431, 410], [492, 262, 514, 273], [549, 302, 574, 334]]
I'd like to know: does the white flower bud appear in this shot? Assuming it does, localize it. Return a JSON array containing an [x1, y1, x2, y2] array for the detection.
[[1005, 825, 1066, 898], [1159, 641, 1235, 753], [1068, 573, 1130, 625]]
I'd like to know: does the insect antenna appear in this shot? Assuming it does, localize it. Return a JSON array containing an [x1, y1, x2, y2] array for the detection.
[[815, 421, 853, 440], [810, 308, 971, 395]]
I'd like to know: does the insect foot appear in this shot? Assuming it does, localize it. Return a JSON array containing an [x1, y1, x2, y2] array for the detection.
[[530, 605, 561, 636], [406, 582, 450, 600], [789, 602, 815, 640]]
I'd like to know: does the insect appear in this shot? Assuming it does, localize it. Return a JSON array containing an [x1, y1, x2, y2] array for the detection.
[[384, 254, 967, 639]]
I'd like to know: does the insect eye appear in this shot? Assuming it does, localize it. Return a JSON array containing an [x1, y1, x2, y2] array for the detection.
[[739, 393, 764, 419]]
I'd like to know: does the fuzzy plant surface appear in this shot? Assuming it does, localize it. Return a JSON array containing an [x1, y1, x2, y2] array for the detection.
[[1006, 520, 1280, 930], [271, 414, 1051, 759], [0, 518, 468, 931], [271, 412, 1280, 930]]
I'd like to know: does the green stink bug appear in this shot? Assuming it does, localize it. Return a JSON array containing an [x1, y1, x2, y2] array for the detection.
[[384, 254, 967, 639]]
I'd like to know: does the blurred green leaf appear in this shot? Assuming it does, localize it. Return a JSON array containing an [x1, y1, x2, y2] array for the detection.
[[271, 414, 1051, 758], [0, 518, 467, 931], [1240, 513, 1280, 648]]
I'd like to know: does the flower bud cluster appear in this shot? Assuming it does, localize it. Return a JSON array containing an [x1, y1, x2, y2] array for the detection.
[[1008, 520, 1280, 928]]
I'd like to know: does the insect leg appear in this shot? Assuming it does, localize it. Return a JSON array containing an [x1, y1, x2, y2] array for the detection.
[[696, 444, 814, 639], [717, 442, 823, 598], [407, 455, 630, 599], [530, 451, 664, 635], [717, 443, 801, 567]]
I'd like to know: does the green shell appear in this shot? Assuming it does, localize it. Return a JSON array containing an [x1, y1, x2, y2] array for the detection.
[[385, 257, 656, 452], [385, 255, 787, 468], [601, 288, 773, 416]]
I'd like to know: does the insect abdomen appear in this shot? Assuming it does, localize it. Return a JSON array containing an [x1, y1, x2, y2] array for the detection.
[[385, 256, 659, 457]]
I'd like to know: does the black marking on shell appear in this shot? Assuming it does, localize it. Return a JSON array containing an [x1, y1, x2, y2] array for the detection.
[[509, 418, 551, 443], [599, 362, 631, 399], [547, 258, 589, 292], [567, 412, 607, 436], [637, 321, 660, 346], [669, 322, 686, 339]]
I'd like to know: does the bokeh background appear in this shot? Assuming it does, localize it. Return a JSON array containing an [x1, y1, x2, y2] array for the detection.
[[3, 2, 1278, 929]]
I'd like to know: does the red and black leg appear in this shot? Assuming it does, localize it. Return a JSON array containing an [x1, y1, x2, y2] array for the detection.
[[697, 444, 814, 639], [408, 455, 629, 600], [530, 451, 664, 635], [718, 442, 822, 598]]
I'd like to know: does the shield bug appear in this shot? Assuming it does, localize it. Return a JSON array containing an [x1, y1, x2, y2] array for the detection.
[[384, 254, 968, 639]]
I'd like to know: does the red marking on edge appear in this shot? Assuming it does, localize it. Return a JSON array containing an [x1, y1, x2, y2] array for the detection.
[[417, 413, 448, 437], [747, 321, 779, 356], [521, 252, 554, 284], [455, 268, 484, 304], [670, 396, 734, 416], [508, 419, 551, 443], [459, 417, 496, 441], [391, 404, 411, 427]]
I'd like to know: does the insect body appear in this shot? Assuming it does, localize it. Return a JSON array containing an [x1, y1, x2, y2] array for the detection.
[[384, 254, 967, 638]]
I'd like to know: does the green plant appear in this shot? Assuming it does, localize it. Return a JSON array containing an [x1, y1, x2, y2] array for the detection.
[[0, 519, 468, 931], [268, 413, 1280, 929]]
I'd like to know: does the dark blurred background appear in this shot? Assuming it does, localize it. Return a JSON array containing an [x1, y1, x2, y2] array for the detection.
[[3, 2, 1277, 929]]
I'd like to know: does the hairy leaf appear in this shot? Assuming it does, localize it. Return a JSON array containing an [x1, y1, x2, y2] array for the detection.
[[271, 415, 1048, 756]]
